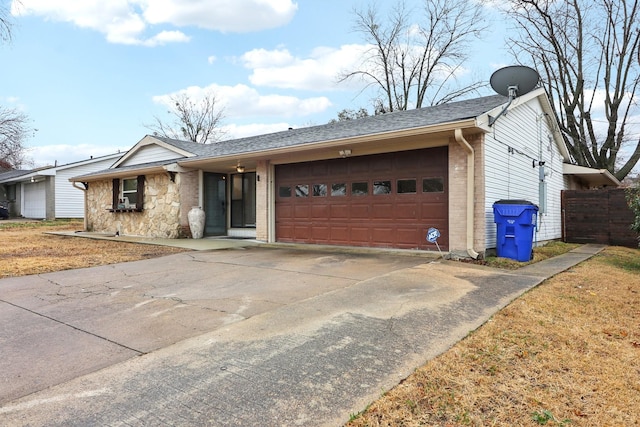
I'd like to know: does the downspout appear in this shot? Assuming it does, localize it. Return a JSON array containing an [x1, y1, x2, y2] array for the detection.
[[454, 129, 479, 259], [72, 181, 88, 231]]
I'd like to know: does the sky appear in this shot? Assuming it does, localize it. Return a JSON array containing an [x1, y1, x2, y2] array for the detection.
[[1, 0, 514, 167]]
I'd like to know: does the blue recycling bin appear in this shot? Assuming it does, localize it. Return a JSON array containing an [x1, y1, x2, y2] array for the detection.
[[493, 200, 539, 262]]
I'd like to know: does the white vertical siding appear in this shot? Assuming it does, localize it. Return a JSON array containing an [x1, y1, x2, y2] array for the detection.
[[119, 145, 183, 167], [484, 98, 566, 248], [55, 156, 120, 218]]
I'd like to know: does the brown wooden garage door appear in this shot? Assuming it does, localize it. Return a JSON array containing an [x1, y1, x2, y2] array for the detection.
[[275, 147, 448, 250]]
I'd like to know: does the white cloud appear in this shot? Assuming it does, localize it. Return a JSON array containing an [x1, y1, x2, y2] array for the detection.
[[142, 0, 298, 33], [207, 55, 217, 65], [152, 83, 332, 119], [241, 48, 295, 68], [12, 0, 297, 45], [142, 30, 191, 47], [241, 44, 371, 91]]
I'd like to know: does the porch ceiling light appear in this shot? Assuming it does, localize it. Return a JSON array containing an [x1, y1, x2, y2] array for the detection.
[[236, 162, 245, 173]]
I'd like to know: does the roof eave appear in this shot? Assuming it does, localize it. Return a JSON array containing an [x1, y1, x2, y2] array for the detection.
[[70, 163, 178, 182], [111, 135, 196, 168], [563, 163, 621, 187], [178, 118, 481, 168]]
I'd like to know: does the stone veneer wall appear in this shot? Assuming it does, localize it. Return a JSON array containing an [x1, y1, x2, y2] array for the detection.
[[86, 172, 183, 238]]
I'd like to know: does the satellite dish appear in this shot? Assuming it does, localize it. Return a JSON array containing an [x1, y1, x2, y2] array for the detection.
[[488, 65, 540, 126], [490, 65, 539, 98]]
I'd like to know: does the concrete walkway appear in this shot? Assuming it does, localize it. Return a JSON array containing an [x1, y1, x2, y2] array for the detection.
[[0, 244, 604, 426]]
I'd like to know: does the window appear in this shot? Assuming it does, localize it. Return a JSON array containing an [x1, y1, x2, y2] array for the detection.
[[351, 182, 368, 196], [122, 178, 138, 208], [295, 184, 309, 197], [422, 177, 444, 193], [112, 176, 144, 211], [373, 180, 392, 195], [397, 179, 416, 194], [279, 186, 292, 197], [331, 183, 346, 196], [313, 184, 327, 197]]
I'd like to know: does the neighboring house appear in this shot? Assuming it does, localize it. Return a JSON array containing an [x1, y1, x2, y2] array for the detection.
[[71, 88, 619, 257], [0, 153, 122, 219]]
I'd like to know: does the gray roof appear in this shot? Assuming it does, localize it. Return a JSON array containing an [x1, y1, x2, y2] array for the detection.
[[150, 135, 212, 156], [0, 169, 37, 183], [73, 94, 508, 181], [160, 94, 507, 160]]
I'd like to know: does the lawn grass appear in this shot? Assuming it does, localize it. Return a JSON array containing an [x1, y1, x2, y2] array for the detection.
[[484, 241, 581, 270], [345, 245, 640, 426], [0, 220, 187, 278]]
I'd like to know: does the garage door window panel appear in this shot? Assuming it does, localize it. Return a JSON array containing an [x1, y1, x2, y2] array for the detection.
[[397, 179, 417, 194], [279, 186, 292, 198], [295, 184, 309, 197], [423, 177, 444, 193], [373, 180, 392, 195], [351, 182, 368, 196], [331, 183, 346, 196], [313, 184, 327, 197]]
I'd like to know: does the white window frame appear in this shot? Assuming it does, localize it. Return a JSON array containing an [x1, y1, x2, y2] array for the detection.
[[121, 177, 138, 209]]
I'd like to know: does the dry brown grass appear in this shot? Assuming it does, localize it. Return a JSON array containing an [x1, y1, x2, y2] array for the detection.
[[0, 220, 188, 278], [346, 246, 640, 427]]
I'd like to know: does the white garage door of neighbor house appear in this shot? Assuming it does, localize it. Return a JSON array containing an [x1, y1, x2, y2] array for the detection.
[[23, 181, 46, 219]]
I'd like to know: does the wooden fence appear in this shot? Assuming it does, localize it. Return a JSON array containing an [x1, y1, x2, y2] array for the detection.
[[561, 188, 639, 247]]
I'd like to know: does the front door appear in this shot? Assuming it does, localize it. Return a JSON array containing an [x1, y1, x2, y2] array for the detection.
[[203, 172, 227, 236]]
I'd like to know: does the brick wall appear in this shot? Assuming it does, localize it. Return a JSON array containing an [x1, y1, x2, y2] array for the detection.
[[255, 160, 269, 241], [178, 170, 200, 236], [448, 133, 486, 257]]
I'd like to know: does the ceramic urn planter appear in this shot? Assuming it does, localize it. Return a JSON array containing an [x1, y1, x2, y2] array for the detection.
[[188, 206, 206, 239]]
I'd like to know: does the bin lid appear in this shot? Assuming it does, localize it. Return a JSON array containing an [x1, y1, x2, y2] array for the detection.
[[493, 199, 538, 207]]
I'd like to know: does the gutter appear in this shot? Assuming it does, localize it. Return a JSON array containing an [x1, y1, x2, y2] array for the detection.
[[454, 129, 479, 259], [69, 163, 181, 183], [177, 119, 480, 168]]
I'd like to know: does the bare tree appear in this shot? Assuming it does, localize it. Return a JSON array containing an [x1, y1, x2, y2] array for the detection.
[[1, 0, 13, 43], [329, 107, 370, 123], [340, 0, 488, 113], [146, 92, 225, 144], [0, 107, 31, 169], [505, 0, 640, 181], [1, 1, 32, 169]]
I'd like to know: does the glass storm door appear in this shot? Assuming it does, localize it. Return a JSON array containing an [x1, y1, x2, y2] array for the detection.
[[204, 173, 227, 236]]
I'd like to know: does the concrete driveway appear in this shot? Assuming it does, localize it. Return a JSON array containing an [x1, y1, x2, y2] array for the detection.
[[0, 245, 602, 426]]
